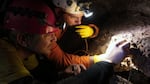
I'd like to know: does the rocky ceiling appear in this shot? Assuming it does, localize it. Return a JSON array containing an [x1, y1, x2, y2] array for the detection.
[[84, 0, 150, 83]]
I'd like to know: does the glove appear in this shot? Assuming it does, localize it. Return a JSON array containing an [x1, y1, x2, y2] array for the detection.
[[75, 25, 94, 38], [94, 38, 130, 64]]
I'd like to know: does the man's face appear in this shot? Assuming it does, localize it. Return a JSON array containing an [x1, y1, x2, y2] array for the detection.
[[28, 26, 57, 56], [63, 13, 84, 26]]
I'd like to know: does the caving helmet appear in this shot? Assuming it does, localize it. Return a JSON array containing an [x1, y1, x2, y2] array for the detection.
[[3, 0, 57, 34]]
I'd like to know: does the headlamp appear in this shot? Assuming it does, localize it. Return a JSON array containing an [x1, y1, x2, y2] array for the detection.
[[84, 10, 93, 18], [77, 1, 93, 18]]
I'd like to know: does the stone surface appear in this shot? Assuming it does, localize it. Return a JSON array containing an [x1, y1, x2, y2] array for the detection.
[[87, 0, 150, 83]]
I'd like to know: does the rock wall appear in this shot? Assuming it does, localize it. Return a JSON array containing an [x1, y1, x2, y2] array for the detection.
[[86, 0, 150, 83]]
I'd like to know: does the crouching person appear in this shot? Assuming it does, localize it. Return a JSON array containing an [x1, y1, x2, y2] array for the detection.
[[0, 0, 57, 83]]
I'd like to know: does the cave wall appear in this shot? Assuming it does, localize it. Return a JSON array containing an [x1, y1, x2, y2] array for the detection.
[[86, 0, 150, 83]]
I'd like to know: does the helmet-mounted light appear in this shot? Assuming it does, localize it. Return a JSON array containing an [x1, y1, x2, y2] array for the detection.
[[77, 1, 93, 18]]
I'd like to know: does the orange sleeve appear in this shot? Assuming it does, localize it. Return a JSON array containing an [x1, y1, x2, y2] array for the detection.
[[48, 42, 91, 68]]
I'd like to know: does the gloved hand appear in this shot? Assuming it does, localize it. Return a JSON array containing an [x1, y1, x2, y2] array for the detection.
[[94, 38, 130, 64], [75, 25, 94, 38], [104, 38, 130, 64]]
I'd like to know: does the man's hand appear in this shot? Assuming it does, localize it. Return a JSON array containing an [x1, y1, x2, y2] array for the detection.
[[94, 38, 130, 64], [64, 64, 87, 75], [103, 38, 130, 64]]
